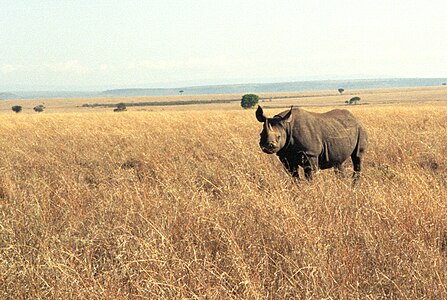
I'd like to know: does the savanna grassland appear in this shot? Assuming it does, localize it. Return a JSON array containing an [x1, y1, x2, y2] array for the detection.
[[1, 87, 447, 299]]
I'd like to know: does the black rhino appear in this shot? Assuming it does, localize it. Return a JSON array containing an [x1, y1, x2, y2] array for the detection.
[[256, 106, 368, 182]]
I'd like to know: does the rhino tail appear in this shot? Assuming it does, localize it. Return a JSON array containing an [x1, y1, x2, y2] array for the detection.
[[352, 125, 368, 158]]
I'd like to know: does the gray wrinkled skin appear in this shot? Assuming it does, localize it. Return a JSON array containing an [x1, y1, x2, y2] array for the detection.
[[256, 106, 368, 182]]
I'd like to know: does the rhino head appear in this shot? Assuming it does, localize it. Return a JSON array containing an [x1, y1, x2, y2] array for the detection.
[[256, 106, 293, 154]]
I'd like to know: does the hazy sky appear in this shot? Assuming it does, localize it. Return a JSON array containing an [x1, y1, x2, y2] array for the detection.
[[1, 0, 447, 90]]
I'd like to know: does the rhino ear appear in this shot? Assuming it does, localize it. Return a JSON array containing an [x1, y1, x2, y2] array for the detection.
[[256, 106, 267, 123], [282, 106, 293, 123]]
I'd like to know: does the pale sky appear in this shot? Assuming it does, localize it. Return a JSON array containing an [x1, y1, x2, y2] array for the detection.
[[1, 0, 447, 90]]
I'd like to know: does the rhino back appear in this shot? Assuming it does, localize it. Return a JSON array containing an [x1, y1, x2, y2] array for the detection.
[[288, 108, 361, 163]]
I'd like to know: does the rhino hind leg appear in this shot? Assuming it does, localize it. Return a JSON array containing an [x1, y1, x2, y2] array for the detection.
[[351, 155, 362, 183]]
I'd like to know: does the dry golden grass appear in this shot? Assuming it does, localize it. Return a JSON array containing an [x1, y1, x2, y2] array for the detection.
[[0, 94, 446, 298]]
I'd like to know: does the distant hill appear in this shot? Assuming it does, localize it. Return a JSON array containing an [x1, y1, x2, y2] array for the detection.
[[0, 92, 19, 100], [15, 91, 98, 99], [101, 78, 447, 97], [4, 78, 447, 99]]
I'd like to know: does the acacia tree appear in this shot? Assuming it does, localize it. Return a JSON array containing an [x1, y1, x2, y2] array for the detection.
[[347, 96, 361, 105], [338, 88, 345, 95], [241, 94, 259, 109]]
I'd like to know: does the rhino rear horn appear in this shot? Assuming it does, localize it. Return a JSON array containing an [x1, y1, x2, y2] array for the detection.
[[256, 106, 267, 123]]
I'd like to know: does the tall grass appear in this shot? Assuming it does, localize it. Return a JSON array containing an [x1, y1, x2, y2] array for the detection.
[[1, 105, 446, 299]]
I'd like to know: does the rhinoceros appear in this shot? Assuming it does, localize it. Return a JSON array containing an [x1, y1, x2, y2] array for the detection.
[[256, 106, 368, 182]]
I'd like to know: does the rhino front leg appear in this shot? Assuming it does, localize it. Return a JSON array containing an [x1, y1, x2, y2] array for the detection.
[[334, 163, 346, 178], [303, 156, 318, 180], [279, 156, 300, 178]]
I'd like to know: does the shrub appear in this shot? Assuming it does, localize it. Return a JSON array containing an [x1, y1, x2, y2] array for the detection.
[[114, 103, 127, 112], [12, 105, 22, 113], [34, 104, 45, 113], [241, 94, 259, 109]]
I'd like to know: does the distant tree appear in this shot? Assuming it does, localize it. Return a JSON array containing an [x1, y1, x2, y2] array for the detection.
[[33, 104, 45, 112], [179, 90, 184, 95], [338, 88, 345, 95], [11, 105, 22, 113], [113, 102, 127, 112], [241, 94, 259, 109], [442, 83, 446, 86], [347, 96, 361, 105]]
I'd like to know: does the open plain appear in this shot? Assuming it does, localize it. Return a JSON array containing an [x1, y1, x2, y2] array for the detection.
[[1, 86, 447, 298]]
